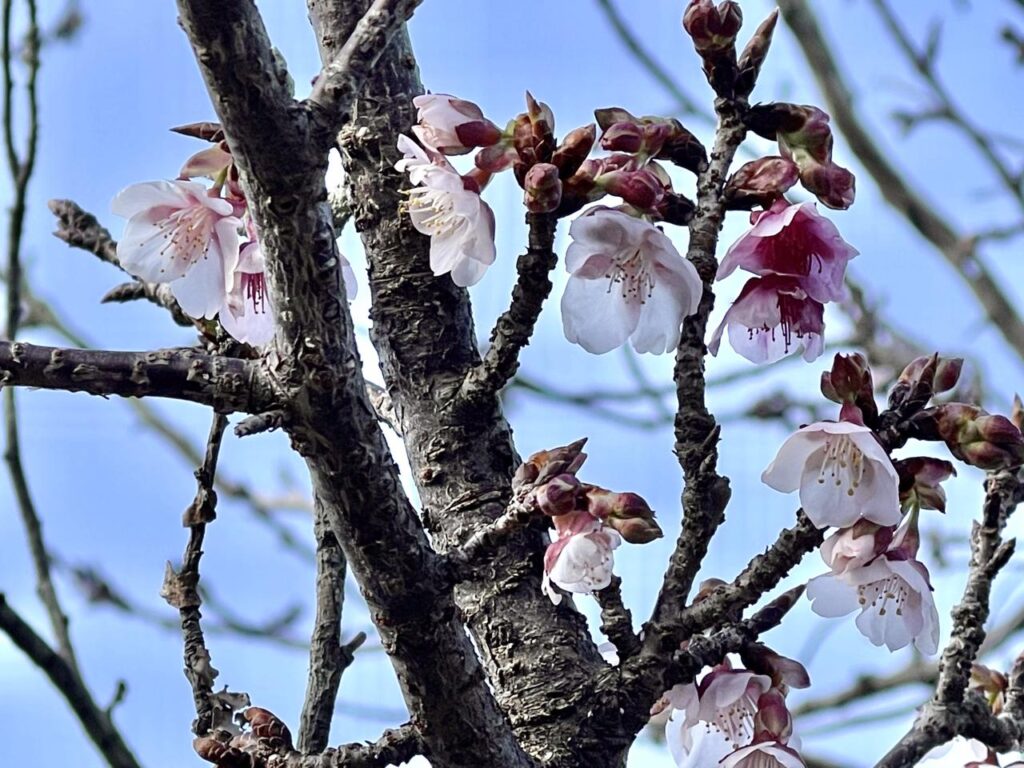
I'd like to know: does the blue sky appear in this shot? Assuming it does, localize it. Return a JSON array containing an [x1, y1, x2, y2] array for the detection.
[[2, 1, 1023, 766]]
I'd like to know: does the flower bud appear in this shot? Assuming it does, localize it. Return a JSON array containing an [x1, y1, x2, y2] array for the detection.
[[598, 167, 665, 211], [693, 577, 727, 603], [475, 141, 518, 173], [243, 706, 293, 749], [890, 354, 963, 412], [657, 119, 708, 174], [171, 121, 226, 143], [895, 457, 955, 513], [513, 438, 588, 488], [535, 473, 582, 516], [599, 121, 645, 154], [919, 404, 1024, 470], [194, 737, 254, 768], [724, 156, 798, 209], [735, 9, 779, 98], [412, 94, 501, 155], [524, 163, 563, 213], [820, 352, 877, 424], [799, 161, 856, 210], [584, 486, 662, 543], [683, 0, 742, 54], [683, 0, 742, 97], [551, 124, 596, 179]]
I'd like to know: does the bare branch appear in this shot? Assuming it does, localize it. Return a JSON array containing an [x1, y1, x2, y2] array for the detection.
[[459, 212, 558, 407], [595, 576, 641, 660], [0, 341, 271, 411], [306, 0, 422, 142], [298, 504, 349, 753], [0, 594, 142, 768], [278, 723, 424, 768]]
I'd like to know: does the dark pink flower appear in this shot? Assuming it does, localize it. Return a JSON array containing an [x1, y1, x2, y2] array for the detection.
[[708, 275, 825, 364], [717, 199, 857, 303]]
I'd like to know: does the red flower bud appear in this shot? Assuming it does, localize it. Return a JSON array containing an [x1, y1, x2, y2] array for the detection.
[[724, 156, 799, 209], [524, 162, 563, 213], [735, 9, 779, 97], [551, 124, 596, 179]]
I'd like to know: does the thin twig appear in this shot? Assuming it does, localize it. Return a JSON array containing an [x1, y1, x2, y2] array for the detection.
[[298, 503, 350, 753]]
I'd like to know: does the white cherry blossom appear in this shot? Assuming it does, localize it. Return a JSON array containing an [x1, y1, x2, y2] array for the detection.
[[761, 420, 902, 529], [396, 134, 496, 287], [560, 208, 702, 354], [112, 179, 241, 319], [541, 511, 620, 604]]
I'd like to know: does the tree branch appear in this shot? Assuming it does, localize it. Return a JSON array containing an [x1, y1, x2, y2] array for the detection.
[[459, 212, 558, 407], [0, 594, 142, 768], [0, 341, 271, 411]]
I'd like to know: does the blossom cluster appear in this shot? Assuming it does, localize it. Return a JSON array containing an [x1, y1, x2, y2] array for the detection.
[[660, 646, 810, 768], [112, 124, 356, 346], [511, 439, 662, 604]]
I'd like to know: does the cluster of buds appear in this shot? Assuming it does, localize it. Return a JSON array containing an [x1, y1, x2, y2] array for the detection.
[[194, 706, 293, 768], [682, 0, 778, 101], [745, 103, 855, 210], [662, 651, 809, 768], [882, 354, 1024, 471], [513, 439, 662, 604]]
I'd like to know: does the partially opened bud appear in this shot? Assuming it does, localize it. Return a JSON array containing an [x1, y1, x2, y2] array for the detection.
[[741, 642, 810, 691], [513, 438, 588, 488], [821, 353, 877, 424], [724, 156, 798, 209], [683, 0, 742, 54], [584, 486, 662, 543], [752, 689, 793, 742], [599, 121, 645, 154], [921, 404, 1024, 470], [524, 162, 563, 213], [889, 353, 961, 412], [598, 167, 665, 211], [655, 191, 696, 225], [970, 663, 1008, 714], [412, 94, 502, 155]]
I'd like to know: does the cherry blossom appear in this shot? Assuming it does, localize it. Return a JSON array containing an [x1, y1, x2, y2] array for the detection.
[[806, 520, 940, 654], [112, 179, 241, 319], [717, 199, 857, 303], [560, 208, 702, 354], [761, 420, 902, 529], [541, 510, 620, 604], [412, 93, 500, 155], [396, 135, 497, 287], [220, 240, 275, 346], [917, 736, 1006, 767], [707, 275, 824, 364]]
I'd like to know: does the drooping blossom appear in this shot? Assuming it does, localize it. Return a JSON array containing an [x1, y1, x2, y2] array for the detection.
[[560, 207, 702, 354], [761, 420, 902, 529], [396, 134, 497, 287], [807, 518, 940, 654], [220, 240, 275, 346], [721, 741, 805, 768], [412, 93, 501, 155], [541, 510, 620, 604], [708, 275, 824, 364], [112, 179, 241, 319], [717, 200, 857, 303]]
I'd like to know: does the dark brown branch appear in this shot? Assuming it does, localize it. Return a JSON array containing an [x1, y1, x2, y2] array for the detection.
[[595, 576, 641, 660], [298, 503, 349, 753], [459, 212, 558, 407], [0, 594, 142, 768], [280, 723, 424, 767], [306, 0, 422, 142], [164, 412, 228, 734], [639, 93, 746, 669], [177, 5, 531, 764], [0, 341, 271, 411], [776, 0, 1024, 361]]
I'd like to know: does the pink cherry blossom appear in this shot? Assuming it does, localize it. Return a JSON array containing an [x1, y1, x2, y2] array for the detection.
[[560, 208, 702, 355], [396, 135, 497, 287], [541, 511, 620, 604], [412, 93, 500, 155], [112, 179, 241, 319], [807, 521, 940, 654], [818, 521, 894, 576], [761, 420, 902, 529], [708, 275, 824, 364], [696, 665, 773, 750], [717, 200, 857, 303], [220, 240, 275, 346]]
